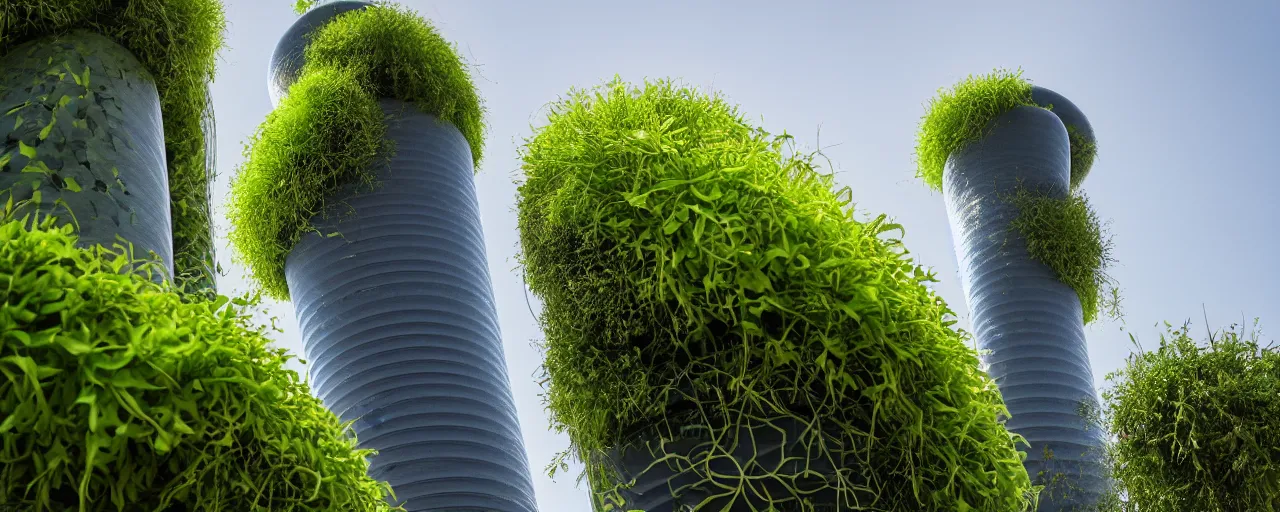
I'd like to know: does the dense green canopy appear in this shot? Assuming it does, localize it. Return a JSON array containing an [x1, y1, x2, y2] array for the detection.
[[518, 78, 1036, 510], [0, 201, 402, 511], [1099, 320, 1280, 512]]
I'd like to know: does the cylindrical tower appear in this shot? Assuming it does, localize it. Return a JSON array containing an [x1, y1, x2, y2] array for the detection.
[[261, 4, 539, 510], [0, 30, 173, 277], [941, 89, 1108, 511]]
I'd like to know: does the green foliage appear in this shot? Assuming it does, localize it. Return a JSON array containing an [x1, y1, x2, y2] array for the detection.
[[1067, 125, 1098, 191], [914, 68, 1035, 192], [293, 0, 317, 15], [1003, 186, 1118, 324], [914, 68, 1096, 192], [227, 66, 388, 300], [0, 0, 227, 295], [300, 1, 485, 167], [227, 1, 484, 301], [1098, 320, 1280, 512], [518, 78, 1037, 511], [0, 199, 403, 511]]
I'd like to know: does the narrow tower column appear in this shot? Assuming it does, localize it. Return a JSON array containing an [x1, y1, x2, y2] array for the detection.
[[943, 104, 1107, 510], [266, 4, 539, 510]]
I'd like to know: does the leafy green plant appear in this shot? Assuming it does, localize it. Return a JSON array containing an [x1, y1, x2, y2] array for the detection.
[[519, 77, 1037, 511], [293, 0, 317, 14], [227, 1, 485, 300], [1067, 125, 1098, 191], [227, 66, 387, 299], [0, 196, 403, 511], [1003, 185, 1118, 324], [1096, 320, 1280, 512], [914, 68, 1095, 192], [0, 0, 227, 294]]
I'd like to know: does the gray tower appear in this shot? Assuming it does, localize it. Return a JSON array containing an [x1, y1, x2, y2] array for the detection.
[[267, 3, 539, 510], [942, 86, 1108, 511]]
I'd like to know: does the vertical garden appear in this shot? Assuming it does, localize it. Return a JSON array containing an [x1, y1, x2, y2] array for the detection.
[[227, 1, 538, 510], [913, 68, 1116, 511], [516, 77, 1036, 511], [3, 3, 1277, 510], [0, 0, 404, 510]]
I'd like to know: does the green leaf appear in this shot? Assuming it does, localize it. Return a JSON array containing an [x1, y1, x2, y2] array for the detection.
[[65, 62, 81, 85], [7, 330, 31, 345], [662, 215, 683, 235], [64, 176, 82, 192], [57, 335, 95, 355], [38, 115, 55, 140], [21, 159, 52, 174], [736, 268, 771, 293], [18, 140, 36, 159]]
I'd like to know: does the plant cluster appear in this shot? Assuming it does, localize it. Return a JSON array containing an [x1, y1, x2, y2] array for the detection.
[[0, 0, 227, 295], [518, 78, 1037, 511], [1096, 320, 1280, 512], [0, 197, 403, 511], [227, 1, 485, 300], [1003, 186, 1118, 324], [913, 68, 1097, 193]]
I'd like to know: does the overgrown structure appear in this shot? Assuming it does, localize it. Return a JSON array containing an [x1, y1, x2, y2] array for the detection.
[[227, 1, 537, 510], [0, 2, 399, 508], [0, 0, 225, 296], [518, 77, 1037, 511], [915, 68, 1117, 510]]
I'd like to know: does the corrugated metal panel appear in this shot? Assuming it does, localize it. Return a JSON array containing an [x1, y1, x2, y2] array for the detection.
[[285, 99, 538, 512], [943, 105, 1108, 511], [0, 31, 172, 277]]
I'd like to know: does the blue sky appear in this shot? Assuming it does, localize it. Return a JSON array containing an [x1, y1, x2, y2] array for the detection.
[[209, 1, 1279, 510]]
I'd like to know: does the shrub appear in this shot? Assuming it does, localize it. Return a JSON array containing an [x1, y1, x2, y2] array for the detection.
[[518, 77, 1035, 511], [0, 198, 403, 511], [0, 0, 227, 294], [226, 1, 484, 301], [1003, 186, 1117, 324], [1098, 320, 1280, 512]]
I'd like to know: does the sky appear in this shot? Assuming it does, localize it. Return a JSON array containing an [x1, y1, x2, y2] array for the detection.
[[207, 1, 1279, 510]]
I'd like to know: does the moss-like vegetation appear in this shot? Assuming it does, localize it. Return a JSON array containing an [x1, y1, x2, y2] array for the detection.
[[0, 199, 403, 511], [0, 0, 227, 295], [518, 78, 1036, 511], [1067, 125, 1098, 191], [228, 67, 387, 300], [293, 0, 318, 14], [914, 68, 1095, 192], [227, 1, 485, 301], [302, 1, 485, 167], [1004, 186, 1117, 324], [1096, 320, 1280, 512]]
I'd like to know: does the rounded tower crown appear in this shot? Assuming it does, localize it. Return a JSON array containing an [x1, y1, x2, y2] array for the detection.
[[1030, 85, 1097, 187], [267, 0, 374, 107]]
